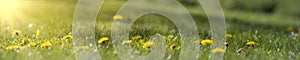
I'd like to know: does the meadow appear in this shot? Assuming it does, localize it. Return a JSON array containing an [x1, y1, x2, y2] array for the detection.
[[0, 0, 300, 60]]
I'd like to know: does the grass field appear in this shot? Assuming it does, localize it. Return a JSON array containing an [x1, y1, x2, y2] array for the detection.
[[0, 0, 300, 60]]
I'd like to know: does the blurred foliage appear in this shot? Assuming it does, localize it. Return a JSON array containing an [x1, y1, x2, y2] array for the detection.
[[177, 0, 199, 6], [221, 0, 279, 13], [179, 0, 300, 17], [178, 0, 278, 13], [276, 0, 300, 17]]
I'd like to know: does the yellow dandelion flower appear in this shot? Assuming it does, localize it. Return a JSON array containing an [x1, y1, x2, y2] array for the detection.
[[246, 41, 256, 46], [5, 45, 22, 50], [122, 40, 132, 45], [98, 37, 109, 44], [41, 41, 52, 47], [12, 30, 21, 36], [28, 41, 36, 47], [201, 39, 213, 45], [224, 42, 228, 45], [225, 34, 233, 38], [132, 35, 142, 40], [169, 44, 176, 49], [35, 29, 40, 38], [142, 41, 154, 49], [113, 15, 123, 20], [212, 48, 225, 53], [21, 38, 26, 44], [287, 27, 294, 32], [224, 42, 228, 47], [63, 35, 73, 40], [76, 46, 89, 50]]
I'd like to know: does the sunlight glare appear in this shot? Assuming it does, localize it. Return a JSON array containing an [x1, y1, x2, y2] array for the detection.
[[0, 0, 21, 19]]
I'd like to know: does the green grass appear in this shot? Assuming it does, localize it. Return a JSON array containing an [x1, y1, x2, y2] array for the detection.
[[0, 0, 300, 60]]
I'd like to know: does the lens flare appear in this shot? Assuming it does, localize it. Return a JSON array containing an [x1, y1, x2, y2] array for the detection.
[[0, 0, 20, 17], [0, 0, 23, 27]]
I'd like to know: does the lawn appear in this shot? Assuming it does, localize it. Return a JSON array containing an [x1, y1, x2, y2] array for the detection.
[[0, 0, 300, 60]]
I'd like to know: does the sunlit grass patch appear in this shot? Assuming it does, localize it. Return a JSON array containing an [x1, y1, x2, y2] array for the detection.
[[0, 0, 300, 60]]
